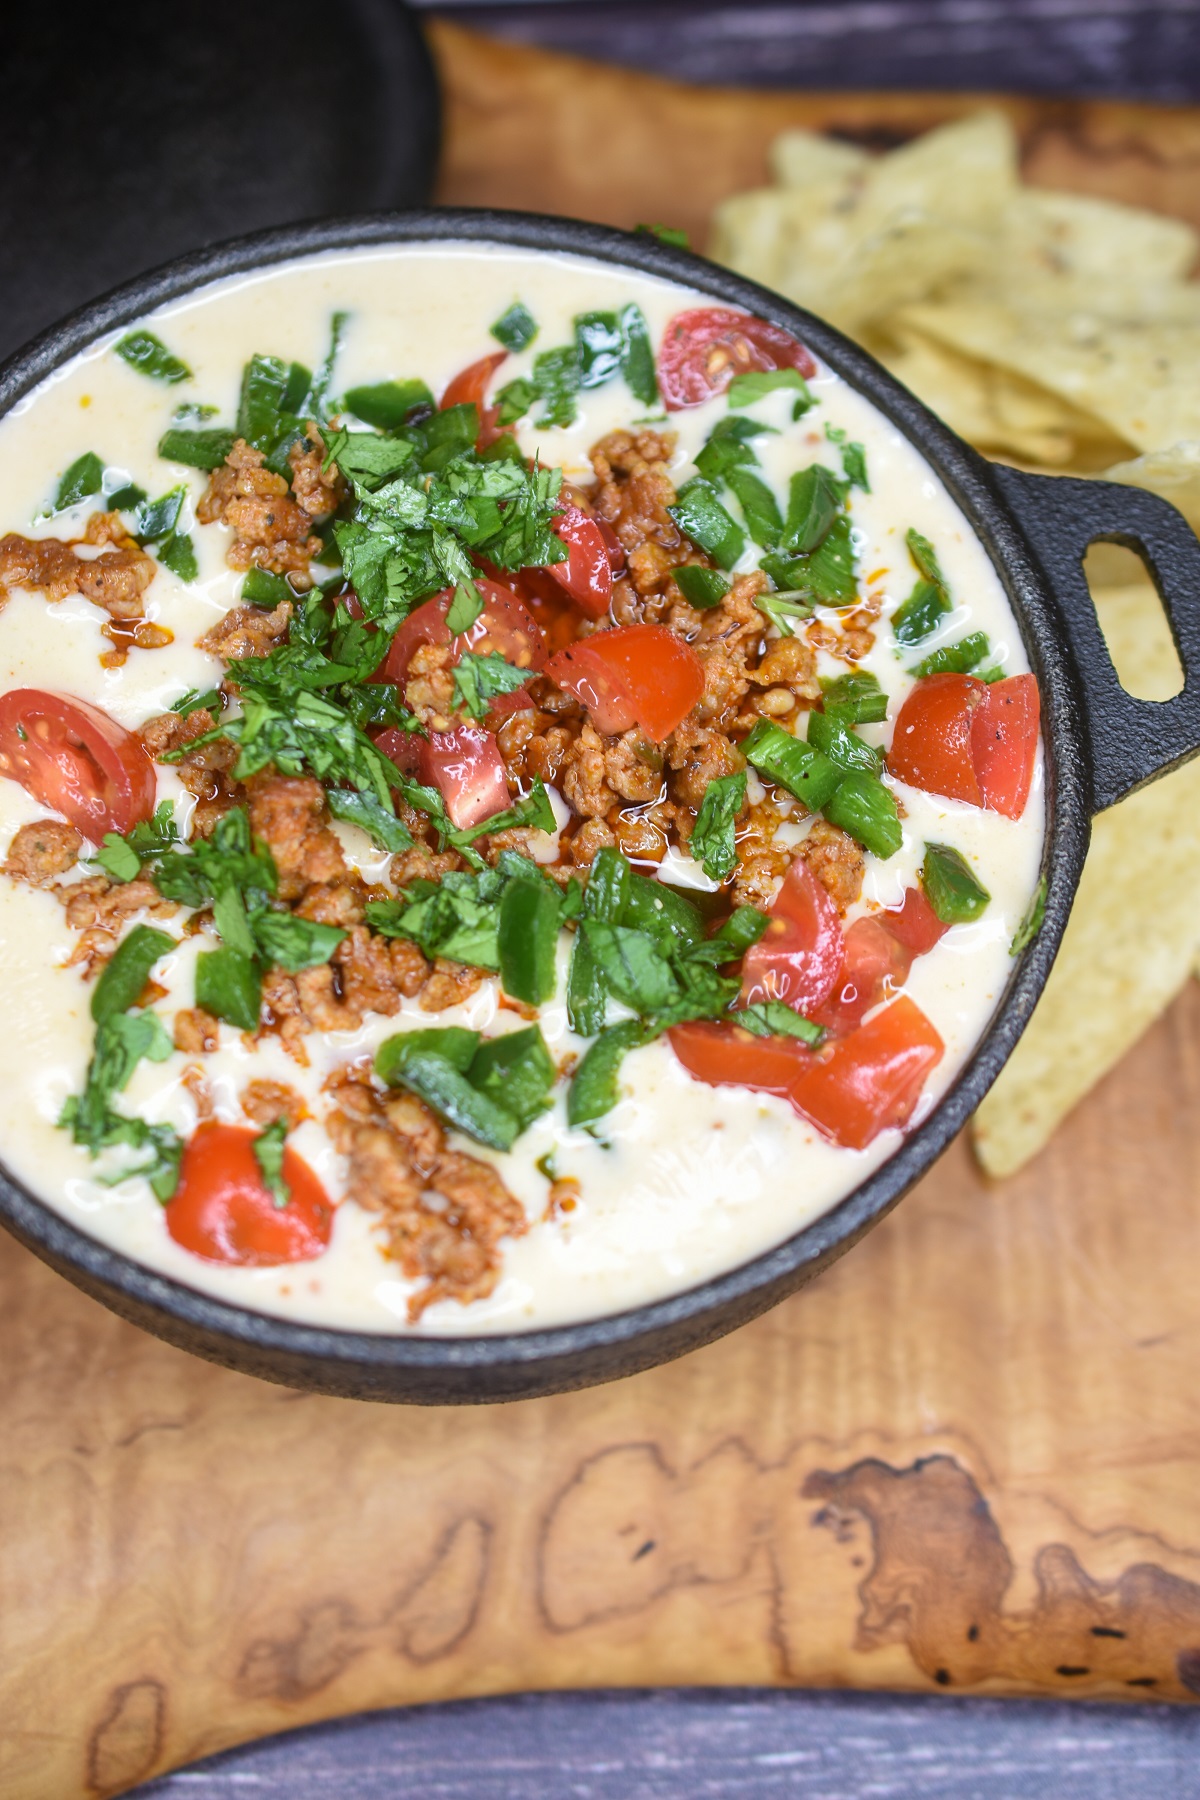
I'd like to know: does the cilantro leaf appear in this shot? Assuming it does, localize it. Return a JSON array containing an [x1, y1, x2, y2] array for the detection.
[[690, 770, 747, 882], [452, 650, 534, 720], [326, 788, 414, 853], [737, 1000, 824, 1044], [52, 452, 105, 512], [445, 580, 484, 634], [253, 1120, 290, 1206]]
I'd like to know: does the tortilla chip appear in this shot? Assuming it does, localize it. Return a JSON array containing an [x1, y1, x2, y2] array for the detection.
[[873, 324, 1127, 467], [713, 112, 1017, 335], [1103, 440, 1200, 538], [769, 130, 868, 191], [972, 582, 1198, 1176], [899, 300, 1200, 453]]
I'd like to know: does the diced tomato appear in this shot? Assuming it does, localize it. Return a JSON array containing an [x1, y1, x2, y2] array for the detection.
[[888, 670, 1039, 821], [544, 622, 703, 741], [887, 673, 986, 806], [971, 674, 1039, 820], [788, 996, 944, 1151], [372, 725, 422, 776], [741, 860, 845, 1016], [670, 995, 944, 1152], [441, 349, 509, 448], [419, 723, 510, 830], [377, 579, 546, 724], [657, 308, 817, 411], [883, 886, 948, 958], [0, 688, 156, 842], [810, 914, 913, 1035], [667, 1018, 816, 1098], [548, 502, 614, 619], [165, 1122, 333, 1267], [595, 516, 627, 574]]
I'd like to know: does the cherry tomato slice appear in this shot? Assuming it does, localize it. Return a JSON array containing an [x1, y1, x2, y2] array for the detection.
[[887, 673, 986, 806], [547, 503, 614, 619], [741, 859, 845, 1017], [419, 723, 510, 830], [668, 1018, 816, 1098], [0, 688, 156, 842], [971, 674, 1039, 820], [787, 995, 944, 1150], [882, 886, 948, 958], [657, 308, 817, 411], [378, 580, 546, 693], [544, 623, 704, 742], [441, 350, 509, 449], [372, 725, 422, 777], [165, 1122, 333, 1267], [810, 913, 913, 1036]]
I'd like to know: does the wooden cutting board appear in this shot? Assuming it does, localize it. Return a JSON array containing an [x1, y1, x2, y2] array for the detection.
[[5, 23, 1200, 1799]]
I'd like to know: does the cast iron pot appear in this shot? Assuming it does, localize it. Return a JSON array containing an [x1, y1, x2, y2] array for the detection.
[[2, 212, 1199, 1404]]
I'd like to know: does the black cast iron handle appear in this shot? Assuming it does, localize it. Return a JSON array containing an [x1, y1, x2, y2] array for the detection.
[[994, 464, 1200, 815]]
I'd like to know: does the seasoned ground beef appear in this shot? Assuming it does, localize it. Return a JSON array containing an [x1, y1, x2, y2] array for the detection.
[[197, 438, 323, 581], [0, 516, 156, 619], [3, 819, 81, 885], [325, 1072, 527, 1320], [175, 1008, 220, 1054], [241, 1078, 306, 1128], [198, 599, 293, 662], [246, 774, 347, 900]]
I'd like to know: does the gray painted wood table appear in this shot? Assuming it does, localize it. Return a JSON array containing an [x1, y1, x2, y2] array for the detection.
[[133, 1690, 1200, 1797]]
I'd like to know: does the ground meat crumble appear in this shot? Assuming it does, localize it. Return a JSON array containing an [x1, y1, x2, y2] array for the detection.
[[325, 1067, 527, 1320]]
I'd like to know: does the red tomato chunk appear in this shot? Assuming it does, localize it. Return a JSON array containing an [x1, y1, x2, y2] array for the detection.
[[440, 350, 508, 449], [166, 1122, 333, 1267], [657, 308, 817, 411], [741, 860, 844, 1016], [0, 688, 155, 841], [548, 502, 613, 619], [545, 622, 703, 742], [669, 995, 943, 1151], [888, 672, 1038, 819]]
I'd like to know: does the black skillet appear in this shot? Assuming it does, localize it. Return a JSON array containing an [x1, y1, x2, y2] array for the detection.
[[1, 212, 1198, 1402]]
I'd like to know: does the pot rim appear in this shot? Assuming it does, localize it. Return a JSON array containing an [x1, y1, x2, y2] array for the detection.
[[0, 209, 1088, 1394]]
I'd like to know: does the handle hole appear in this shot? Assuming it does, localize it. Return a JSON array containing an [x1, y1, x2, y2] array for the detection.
[[1084, 542, 1183, 702]]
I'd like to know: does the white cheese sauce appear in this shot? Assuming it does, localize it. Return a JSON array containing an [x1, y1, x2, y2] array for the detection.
[[0, 246, 1044, 1333]]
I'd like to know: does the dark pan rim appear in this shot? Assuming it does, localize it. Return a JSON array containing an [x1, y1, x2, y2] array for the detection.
[[0, 210, 1089, 1387]]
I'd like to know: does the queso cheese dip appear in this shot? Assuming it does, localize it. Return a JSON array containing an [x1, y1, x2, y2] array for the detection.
[[0, 245, 1044, 1334]]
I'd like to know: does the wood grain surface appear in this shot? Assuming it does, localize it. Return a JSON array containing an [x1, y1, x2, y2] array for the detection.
[[5, 24, 1200, 1800]]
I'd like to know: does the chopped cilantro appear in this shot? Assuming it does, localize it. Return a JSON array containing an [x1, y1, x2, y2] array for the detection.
[[738, 1001, 824, 1044], [728, 368, 812, 409], [451, 650, 533, 720], [157, 532, 198, 581], [1010, 876, 1047, 956], [690, 771, 747, 881], [253, 1119, 290, 1207], [824, 423, 870, 491], [635, 223, 690, 249], [52, 452, 105, 512], [445, 580, 484, 634]]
